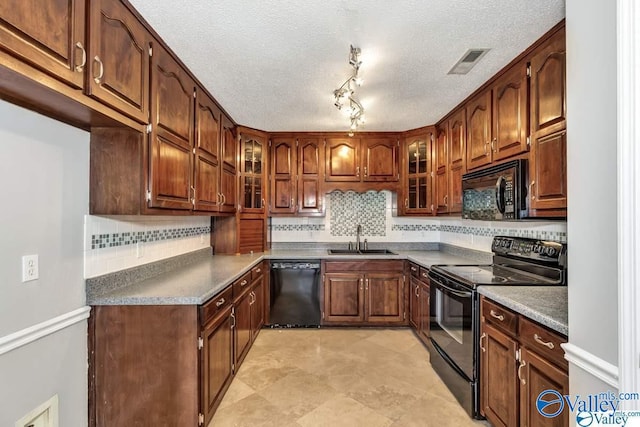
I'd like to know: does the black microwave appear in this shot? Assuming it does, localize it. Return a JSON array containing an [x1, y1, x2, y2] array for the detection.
[[461, 159, 528, 220]]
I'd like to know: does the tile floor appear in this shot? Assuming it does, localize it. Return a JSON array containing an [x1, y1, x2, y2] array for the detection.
[[209, 328, 490, 427]]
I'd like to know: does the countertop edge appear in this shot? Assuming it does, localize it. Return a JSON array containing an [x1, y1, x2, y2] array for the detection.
[[477, 286, 568, 336]]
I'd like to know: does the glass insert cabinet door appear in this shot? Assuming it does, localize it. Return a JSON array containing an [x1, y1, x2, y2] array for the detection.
[[240, 134, 265, 211], [405, 135, 432, 213]]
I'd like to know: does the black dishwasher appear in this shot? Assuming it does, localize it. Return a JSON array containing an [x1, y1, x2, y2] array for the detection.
[[269, 261, 321, 327]]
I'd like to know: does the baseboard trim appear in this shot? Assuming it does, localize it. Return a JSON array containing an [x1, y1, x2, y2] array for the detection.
[[0, 306, 91, 356], [562, 342, 619, 388]]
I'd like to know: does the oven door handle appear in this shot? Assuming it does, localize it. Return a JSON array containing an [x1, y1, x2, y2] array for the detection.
[[432, 277, 472, 298], [495, 176, 506, 214]]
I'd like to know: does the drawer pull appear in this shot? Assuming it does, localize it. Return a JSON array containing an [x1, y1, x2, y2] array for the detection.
[[240, 280, 248, 286], [489, 310, 505, 321], [480, 332, 486, 353], [518, 358, 526, 384], [415, 285, 420, 297], [215, 298, 225, 307], [534, 333, 555, 349], [422, 272, 429, 278], [255, 268, 261, 273], [410, 266, 417, 272]]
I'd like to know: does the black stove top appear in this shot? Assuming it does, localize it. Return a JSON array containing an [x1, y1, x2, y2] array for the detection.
[[430, 236, 567, 290]]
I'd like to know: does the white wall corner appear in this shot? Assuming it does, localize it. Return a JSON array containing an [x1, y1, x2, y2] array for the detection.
[[562, 342, 619, 389], [617, 0, 640, 396]]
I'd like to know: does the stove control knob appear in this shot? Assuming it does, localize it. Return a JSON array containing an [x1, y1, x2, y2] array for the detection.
[[544, 247, 557, 257]]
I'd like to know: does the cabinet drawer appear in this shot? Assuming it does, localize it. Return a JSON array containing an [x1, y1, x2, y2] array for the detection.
[[251, 263, 263, 281], [200, 286, 233, 326], [233, 271, 253, 298], [519, 317, 567, 368], [418, 267, 430, 283], [481, 298, 518, 336], [409, 263, 420, 278], [325, 260, 404, 273]]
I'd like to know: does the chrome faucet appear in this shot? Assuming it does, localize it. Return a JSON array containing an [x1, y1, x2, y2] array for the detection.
[[356, 224, 363, 251]]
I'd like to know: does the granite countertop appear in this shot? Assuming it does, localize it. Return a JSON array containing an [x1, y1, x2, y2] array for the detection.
[[87, 247, 482, 306], [477, 286, 568, 336]]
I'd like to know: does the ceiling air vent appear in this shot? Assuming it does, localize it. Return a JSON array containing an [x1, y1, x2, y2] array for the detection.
[[448, 48, 490, 75]]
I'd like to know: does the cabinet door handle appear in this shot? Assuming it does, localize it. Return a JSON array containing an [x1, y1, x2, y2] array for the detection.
[[480, 332, 486, 352], [415, 285, 419, 297], [365, 278, 369, 290], [75, 42, 86, 72], [255, 268, 261, 273], [533, 333, 555, 349], [356, 166, 360, 177], [190, 186, 196, 205], [291, 197, 295, 208], [517, 358, 527, 385], [484, 141, 489, 156], [230, 312, 236, 329], [360, 278, 364, 291], [364, 166, 368, 177], [240, 280, 248, 286], [529, 180, 536, 200], [491, 138, 497, 153], [443, 195, 448, 206], [93, 56, 104, 84], [405, 198, 409, 209], [217, 193, 222, 206], [215, 297, 225, 307], [489, 310, 505, 321]]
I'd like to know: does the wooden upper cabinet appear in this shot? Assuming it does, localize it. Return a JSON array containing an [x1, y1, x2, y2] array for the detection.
[[298, 137, 324, 215], [403, 131, 433, 215], [492, 63, 529, 161], [87, 0, 151, 123], [362, 137, 399, 182], [0, 0, 86, 89], [148, 43, 195, 210], [219, 117, 237, 214], [435, 126, 449, 214], [270, 137, 296, 214], [530, 29, 566, 136], [448, 110, 466, 213], [466, 91, 492, 170], [325, 138, 360, 182], [193, 92, 221, 212], [529, 27, 567, 215], [240, 132, 266, 213]]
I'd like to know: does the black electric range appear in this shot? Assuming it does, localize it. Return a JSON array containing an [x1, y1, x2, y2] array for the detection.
[[427, 236, 567, 419]]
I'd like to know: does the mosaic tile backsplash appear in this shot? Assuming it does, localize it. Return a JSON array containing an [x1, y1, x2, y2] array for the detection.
[[330, 191, 386, 236], [84, 215, 211, 278]]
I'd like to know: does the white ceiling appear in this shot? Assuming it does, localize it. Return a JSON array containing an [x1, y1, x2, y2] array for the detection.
[[129, 0, 565, 132]]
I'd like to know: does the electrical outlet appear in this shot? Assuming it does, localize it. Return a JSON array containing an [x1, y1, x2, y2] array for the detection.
[[136, 241, 144, 258], [21, 255, 39, 282]]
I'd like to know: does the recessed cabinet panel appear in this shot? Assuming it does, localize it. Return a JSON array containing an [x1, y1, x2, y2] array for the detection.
[[194, 95, 221, 212], [466, 92, 492, 170], [88, 0, 151, 123], [149, 44, 194, 209], [530, 130, 567, 210], [366, 273, 403, 322], [531, 30, 566, 133], [0, 0, 86, 89], [493, 64, 528, 161], [448, 111, 466, 213], [326, 138, 360, 181], [270, 138, 296, 214], [324, 274, 364, 321], [363, 137, 398, 182]]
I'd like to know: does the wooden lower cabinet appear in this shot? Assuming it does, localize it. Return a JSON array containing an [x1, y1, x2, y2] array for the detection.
[[90, 263, 266, 426], [322, 260, 405, 325], [480, 296, 569, 427], [201, 305, 234, 426], [408, 263, 430, 344]]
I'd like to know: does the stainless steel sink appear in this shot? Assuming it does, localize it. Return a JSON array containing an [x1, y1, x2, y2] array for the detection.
[[327, 249, 397, 255]]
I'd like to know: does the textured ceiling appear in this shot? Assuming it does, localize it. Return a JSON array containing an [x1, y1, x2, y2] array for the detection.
[[128, 0, 565, 132]]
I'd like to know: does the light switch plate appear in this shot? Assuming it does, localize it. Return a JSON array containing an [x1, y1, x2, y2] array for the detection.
[[15, 394, 58, 427], [21, 254, 39, 282]]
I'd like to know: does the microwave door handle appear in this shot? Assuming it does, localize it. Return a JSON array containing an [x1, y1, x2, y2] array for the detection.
[[495, 176, 506, 214]]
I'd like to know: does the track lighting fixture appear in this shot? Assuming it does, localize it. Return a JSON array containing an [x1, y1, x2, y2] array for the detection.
[[333, 45, 365, 136]]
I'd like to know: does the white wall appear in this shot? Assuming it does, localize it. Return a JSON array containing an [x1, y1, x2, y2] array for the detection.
[[0, 101, 89, 427], [566, 0, 619, 393]]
